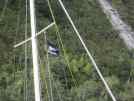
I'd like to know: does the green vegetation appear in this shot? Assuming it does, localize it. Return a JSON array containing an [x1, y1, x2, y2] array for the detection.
[[112, 0, 134, 28], [0, 0, 134, 101]]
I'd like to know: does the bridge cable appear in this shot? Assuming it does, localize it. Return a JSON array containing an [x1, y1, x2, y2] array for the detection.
[[46, 0, 78, 87], [46, 0, 71, 88], [57, 0, 117, 101], [38, 34, 50, 101], [44, 32, 54, 101], [24, 0, 28, 100], [51, 74, 63, 101]]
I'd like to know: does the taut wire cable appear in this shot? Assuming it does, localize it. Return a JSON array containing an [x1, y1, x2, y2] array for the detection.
[[57, 0, 117, 101], [46, 0, 78, 87], [24, 0, 28, 100], [44, 32, 54, 101]]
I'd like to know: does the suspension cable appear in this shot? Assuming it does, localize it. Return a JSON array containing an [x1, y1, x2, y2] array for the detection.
[[39, 56, 50, 101], [51, 75, 63, 101], [57, 0, 117, 101], [44, 32, 54, 101], [46, 0, 78, 87], [24, 0, 28, 100], [15, 0, 22, 44], [38, 34, 50, 101]]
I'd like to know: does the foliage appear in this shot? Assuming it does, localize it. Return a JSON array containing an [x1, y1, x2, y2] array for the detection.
[[0, 0, 134, 101]]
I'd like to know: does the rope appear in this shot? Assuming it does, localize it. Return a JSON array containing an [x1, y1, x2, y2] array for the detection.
[[12, 0, 24, 99], [39, 57, 50, 101], [43, 31, 63, 101], [44, 75, 50, 101], [45, 0, 69, 88], [51, 75, 63, 101], [38, 34, 50, 101], [44, 72, 50, 101], [44, 32, 54, 101], [46, 0, 78, 87], [15, 0, 22, 45], [24, 0, 28, 100], [40, 31, 63, 101], [13, 0, 22, 80], [57, 0, 117, 101]]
